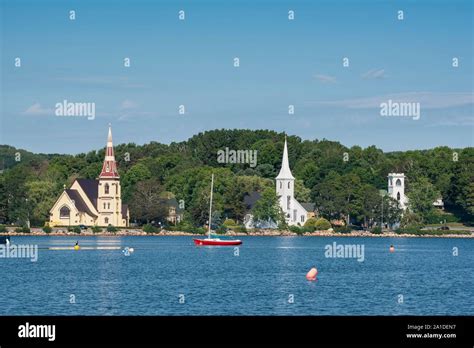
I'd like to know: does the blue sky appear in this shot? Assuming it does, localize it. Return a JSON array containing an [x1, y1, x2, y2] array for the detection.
[[1, 0, 473, 154]]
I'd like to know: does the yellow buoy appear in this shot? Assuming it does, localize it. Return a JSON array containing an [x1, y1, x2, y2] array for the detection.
[[74, 245, 80, 251]]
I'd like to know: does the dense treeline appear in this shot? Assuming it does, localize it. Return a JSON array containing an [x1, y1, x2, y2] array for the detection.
[[0, 129, 472, 228]]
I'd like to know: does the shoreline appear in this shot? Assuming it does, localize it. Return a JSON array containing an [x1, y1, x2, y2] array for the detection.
[[1, 229, 473, 238]]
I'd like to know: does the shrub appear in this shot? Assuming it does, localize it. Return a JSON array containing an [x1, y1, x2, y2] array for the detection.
[[72, 226, 81, 233], [314, 218, 331, 230], [216, 224, 227, 234], [304, 217, 318, 228], [142, 224, 158, 233], [91, 225, 102, 233], [222, 219, 236, 227], [289, 225, 303, 234], [0, 225, 7, 232], [106, 224, 118, 233], [15, 226, 30, 233], [234, 225, 247, 233], [371, 226, 382, 234], [334, 226, 352, 233], [42, 226, 52, 234]]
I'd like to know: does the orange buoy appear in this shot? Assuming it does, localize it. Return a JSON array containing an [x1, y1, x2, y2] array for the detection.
[[306, 267, 318, 281], [389, 245, 395, 253]]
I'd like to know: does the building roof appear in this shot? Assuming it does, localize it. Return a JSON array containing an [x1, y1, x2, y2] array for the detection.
[[76, 179, 99, 203], [99, 125, 120, 179], [301, 203, 315, 212], [65, 189, 98, 217], [276, 138, 295, 180], [165, 197, 184, 213], [244, 191, 261, 210]]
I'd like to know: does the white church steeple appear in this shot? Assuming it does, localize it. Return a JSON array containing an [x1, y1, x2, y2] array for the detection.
[[276, 137, 295, 180]]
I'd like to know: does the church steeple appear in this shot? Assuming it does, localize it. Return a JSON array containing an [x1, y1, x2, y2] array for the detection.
[[99, 124, 120, 179], [276, 137, 294, 180]]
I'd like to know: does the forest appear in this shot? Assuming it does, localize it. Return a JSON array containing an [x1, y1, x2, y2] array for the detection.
[[0, 129, 472, 229]]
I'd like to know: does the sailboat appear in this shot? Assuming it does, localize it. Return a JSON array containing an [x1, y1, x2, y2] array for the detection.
[[193, 174, 242, 246]]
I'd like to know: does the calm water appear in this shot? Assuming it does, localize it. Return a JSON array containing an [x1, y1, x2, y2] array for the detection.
[[0, 236, 473, 315]]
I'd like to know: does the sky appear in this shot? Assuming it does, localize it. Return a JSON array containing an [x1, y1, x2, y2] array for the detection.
[[0, 0, 473, 154]]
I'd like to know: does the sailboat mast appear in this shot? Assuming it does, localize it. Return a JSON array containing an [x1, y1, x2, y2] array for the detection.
[[208, 173, 214, 238]]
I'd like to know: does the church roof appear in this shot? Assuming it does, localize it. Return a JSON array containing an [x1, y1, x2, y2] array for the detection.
[[276, 138, 295, 180], [99, 125, 120, 179], [244, 191, 261, 210], [65, 189, 98, 217], [76, 179, 99, 204], [301, 203, 315, 212]]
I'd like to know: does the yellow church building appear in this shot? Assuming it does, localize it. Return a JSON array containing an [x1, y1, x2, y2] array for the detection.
[[49, 126, 129, 227]]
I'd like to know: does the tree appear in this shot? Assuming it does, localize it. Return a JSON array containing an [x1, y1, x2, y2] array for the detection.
[[129, 178, 168, 224], [252, 187, 285, 227], [407, 177, 440, 221]]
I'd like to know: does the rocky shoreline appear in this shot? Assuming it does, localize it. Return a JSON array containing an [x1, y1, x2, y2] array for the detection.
[[1, 228, 472, 238]]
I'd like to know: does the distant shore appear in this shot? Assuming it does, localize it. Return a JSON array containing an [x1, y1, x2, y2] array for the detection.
[[1, 228, 473, 238]]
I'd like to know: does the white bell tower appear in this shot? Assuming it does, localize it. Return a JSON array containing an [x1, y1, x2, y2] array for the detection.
[[388, 173, 408, 210]]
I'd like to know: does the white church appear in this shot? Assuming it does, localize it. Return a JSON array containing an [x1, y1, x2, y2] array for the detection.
[[276, 138, 310, 226]]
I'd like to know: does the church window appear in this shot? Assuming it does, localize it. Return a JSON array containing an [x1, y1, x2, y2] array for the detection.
[[301, 215, 305, 223], [288, 182, 290, 189], [280, 182, 282, 189], [106, 163, 110, 172], [293, 209, 297, 221], [116, 185, 118, 194], [105, 183, 109, 194], [108, 203, 110, 209], [397, 192, 401, 201], [105, 217, 109, 224], [396, 179, 402, 187], [60, 206, 70, 218], [287, 196, 291, 210]]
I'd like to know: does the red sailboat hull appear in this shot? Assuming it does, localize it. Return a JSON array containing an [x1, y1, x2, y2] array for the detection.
[[193, 238, 242, 246]]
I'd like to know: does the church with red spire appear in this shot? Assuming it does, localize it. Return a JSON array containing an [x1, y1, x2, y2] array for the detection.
[[49, 126, 129, 227]]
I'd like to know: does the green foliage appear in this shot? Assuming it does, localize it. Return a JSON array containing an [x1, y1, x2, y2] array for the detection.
[[0, 131, 472, 229], [371, 226, 382, 234], [68, 226, 81, 233], [314, 218, 331, 230], [223, 219, 236, 226], [15, 226, 31, 233], [143, 223, 159, 233], [251, 187, 285, 227], [106, 224, 118, 233], [303, 217, 318, 228], [400, 212, 424, 229], [42, 225, 52, 233], [407, 177, 440, 221], [0, 225, 7, 232], [91, 225, 102, 233], [216, 224, 227, 234], [334, 226, 352, 233]]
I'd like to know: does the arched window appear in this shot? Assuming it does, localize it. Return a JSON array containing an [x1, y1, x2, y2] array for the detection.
[[287, 196, 291, 210], [60, 206, 70, 218], [105, 183, 109, 194], [107, 203, 110, 209], [103, 203, 106, 209], [105, 217, 109, 224], [116, 185, 118, 194], [396, 179, 402, 187], [288, 182, 290, 189], [397, 192, 401, 201], [280, 182, 282, 189]]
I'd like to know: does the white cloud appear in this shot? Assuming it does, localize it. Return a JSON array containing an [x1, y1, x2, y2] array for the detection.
[[22, 103, 53, 115], [361, 68, 386, 79], [314, 74, 337, 83]]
